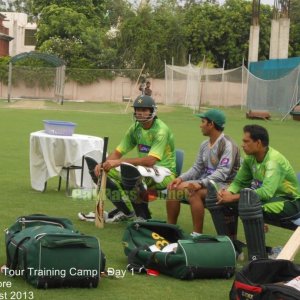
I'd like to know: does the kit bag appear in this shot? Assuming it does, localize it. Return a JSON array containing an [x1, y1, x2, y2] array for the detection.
[[5, 215, 104, 288], [229, 259, 300, 300], [5, 214, 75, 236], [122, 220, 236, 280]]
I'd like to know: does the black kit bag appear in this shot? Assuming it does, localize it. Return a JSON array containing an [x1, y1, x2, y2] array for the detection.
[[5, 214, 105, 288], [122, 220, 236, 280], [229, 259, 300, 300]]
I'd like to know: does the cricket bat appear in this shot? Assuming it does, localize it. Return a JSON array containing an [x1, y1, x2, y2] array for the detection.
[[276, 226, 300, 261], [95, 136, 109, 228]]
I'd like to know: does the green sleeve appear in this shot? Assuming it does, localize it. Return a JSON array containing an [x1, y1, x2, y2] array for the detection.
[[228, 159, 253, 193], [255, 161, 283, 201], [116, 125, 136, 155]]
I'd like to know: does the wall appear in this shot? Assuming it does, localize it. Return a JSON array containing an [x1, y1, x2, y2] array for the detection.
[[0, 76, 168, 104], [0, 76, 245, 108]]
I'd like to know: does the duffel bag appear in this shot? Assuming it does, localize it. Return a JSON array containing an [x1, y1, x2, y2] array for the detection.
[[5, 217, 105, 288], [229, 259, 300, 300], [122, 220, 236, 280], [5, 214, 74, 240]]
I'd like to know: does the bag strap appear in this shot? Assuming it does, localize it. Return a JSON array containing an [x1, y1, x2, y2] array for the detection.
[[127, 245, 149, 274], [127, 244, 149, 264], [7, 237, 30, 271], [191, 235, 219, 243]]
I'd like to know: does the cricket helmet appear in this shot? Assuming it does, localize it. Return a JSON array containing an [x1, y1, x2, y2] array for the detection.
[[132, 95, 157, 123]]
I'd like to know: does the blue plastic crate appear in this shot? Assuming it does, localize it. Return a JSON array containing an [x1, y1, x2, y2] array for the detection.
[[43, 120, 77, 136]]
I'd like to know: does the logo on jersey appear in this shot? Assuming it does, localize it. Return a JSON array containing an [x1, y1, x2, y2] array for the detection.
[[205, 167, 216, 176], [251, 179, 263, 190], [220, 158, 230, 166], [138, 144, 151, 153]]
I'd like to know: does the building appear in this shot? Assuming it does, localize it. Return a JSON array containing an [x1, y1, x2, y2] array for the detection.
[[1, 12, 36, 56], [0, 12, 13, 56]]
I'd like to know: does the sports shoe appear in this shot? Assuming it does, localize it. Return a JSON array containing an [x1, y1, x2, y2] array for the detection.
[[134, 216, 147, 222], [233, 240, 247, 261], [268, 246, 283, 259], [190, 232, 202, 238], [78, 211, 95, 222], [78, 208, 122, 222], [105, 211, 135, 223], [107, 208, 120, 219]]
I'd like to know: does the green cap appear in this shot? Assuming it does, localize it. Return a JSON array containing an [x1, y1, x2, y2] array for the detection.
[[196, 109, 226, 128]]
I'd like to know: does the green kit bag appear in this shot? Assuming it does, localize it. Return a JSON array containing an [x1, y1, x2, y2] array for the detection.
[[5, 214, 74, 235], [122, 220, 236, 280], [5, 215, 104, 288]]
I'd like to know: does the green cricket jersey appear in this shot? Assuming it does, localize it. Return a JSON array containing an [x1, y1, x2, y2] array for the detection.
[[116, 118, 176, 174], [228, 147, 300, 202]]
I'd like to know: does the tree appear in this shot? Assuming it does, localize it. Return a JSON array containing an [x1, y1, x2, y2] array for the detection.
[[116, 1, 186, 75], [290, 0, 300, 56], [18, 0, 297, 77], [182, 0, 272, 68], [34, 2, 119, 69]]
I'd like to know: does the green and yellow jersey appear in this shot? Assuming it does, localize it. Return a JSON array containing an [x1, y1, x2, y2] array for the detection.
[[116, 118, 176, 174]]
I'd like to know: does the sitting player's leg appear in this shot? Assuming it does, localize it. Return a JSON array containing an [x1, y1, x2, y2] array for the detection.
[[120, 163, 151, 220], [166, 181, 189, 225], [206, 181, 238, 240], [81, 158, 135, 222], [106, 170, 133, 216], [188, 186, 207, 234], [262, 197, 300, 230], [238, 188, 267, 261]]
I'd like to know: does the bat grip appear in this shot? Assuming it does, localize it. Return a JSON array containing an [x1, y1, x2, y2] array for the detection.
[[101, 136, 109, 164]]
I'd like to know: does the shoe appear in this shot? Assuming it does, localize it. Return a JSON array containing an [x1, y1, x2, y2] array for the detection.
[[105, 211, 135, 223], [134, 216, 147, 222], [78, 211, 95, 222], [190, 232, 202, 238], [107, 208, 120, 219], [78, 209, 127, 223], [268, 246, 283, 259]]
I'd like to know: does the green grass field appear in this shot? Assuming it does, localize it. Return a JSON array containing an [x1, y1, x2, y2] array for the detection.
[[0, 100, 300, 300]]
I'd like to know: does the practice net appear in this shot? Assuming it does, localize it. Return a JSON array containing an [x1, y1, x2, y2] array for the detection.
[[165, 63, 248, 111], [165, 61, 300, 117]]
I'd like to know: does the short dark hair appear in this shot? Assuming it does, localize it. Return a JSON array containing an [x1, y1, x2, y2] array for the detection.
[[206, 118, 224, 132], [243, 125, 269, 147]]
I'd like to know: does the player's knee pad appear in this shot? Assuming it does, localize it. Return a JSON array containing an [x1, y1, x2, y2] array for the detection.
[[239, 188, 267, 261], [205, 180, 218, 208], [84, 156, 98, 184], [106, 176, 132, 215], [120, 163, 143, 191], [238, 188, 262, 219]]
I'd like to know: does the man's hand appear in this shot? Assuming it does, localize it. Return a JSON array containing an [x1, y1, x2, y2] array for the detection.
[[216, 189, 240, 204], [186, 182, 202, 196], [102, 159, 121, 172], [94, 159, 121, 176], [167, 177, 183, 190]]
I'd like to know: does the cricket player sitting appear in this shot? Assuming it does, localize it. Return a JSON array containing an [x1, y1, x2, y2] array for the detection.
[[211, 125, 300, 261], [79, 95, 176, 223], [167, 109, 240, 238]]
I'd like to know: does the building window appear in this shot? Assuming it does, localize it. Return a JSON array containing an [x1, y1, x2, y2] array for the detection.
[[24, 29, 36, 46]]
